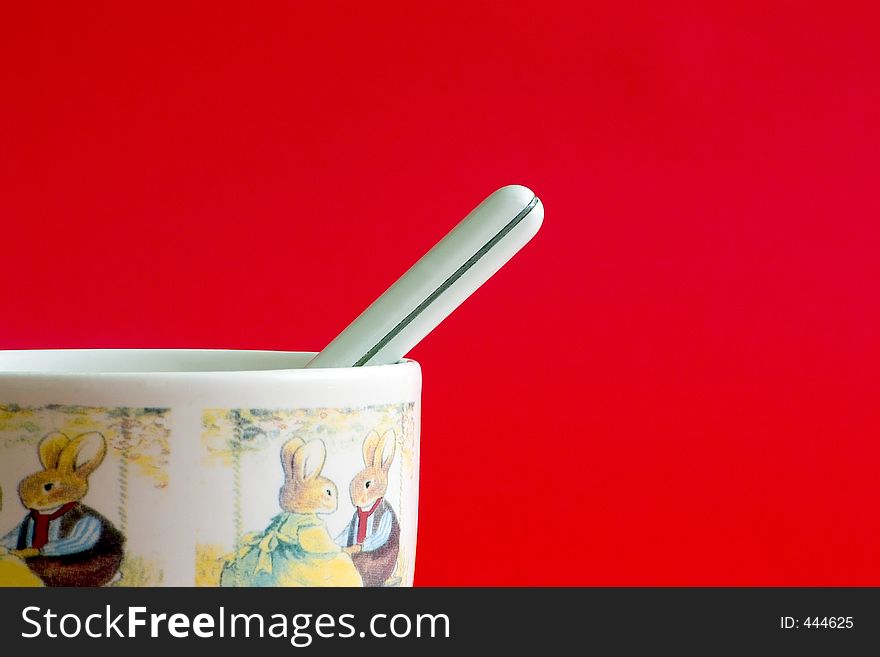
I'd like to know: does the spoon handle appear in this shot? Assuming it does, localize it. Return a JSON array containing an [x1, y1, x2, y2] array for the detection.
[[307, 185, 544, 368]]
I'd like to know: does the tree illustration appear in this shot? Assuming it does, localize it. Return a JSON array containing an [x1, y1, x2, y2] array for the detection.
[[0, 404, 41, 448], [203, 409, 296, 547], [105, 408, 171, 535], [394, 402, 417, 585]]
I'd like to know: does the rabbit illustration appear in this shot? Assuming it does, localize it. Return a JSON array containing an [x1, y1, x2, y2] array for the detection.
[[0, 486, 43, 587], [0, 432, 124, 587], [221, 437, 362, 587], [336, 429, 400, 587]]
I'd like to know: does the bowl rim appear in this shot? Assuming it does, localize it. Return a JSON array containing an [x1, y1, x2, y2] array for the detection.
[[0, 349, 419, 376]]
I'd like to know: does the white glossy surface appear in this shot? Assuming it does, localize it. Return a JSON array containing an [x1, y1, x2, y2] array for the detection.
[[0, 350, 421, 587]]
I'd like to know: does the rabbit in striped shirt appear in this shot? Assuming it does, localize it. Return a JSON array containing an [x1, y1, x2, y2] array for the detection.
[[1, 432, 124, 587]]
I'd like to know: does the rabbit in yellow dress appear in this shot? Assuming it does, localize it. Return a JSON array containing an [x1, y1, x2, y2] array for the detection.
[[0, 487, 43, 587], [221, 437, 362, 587]]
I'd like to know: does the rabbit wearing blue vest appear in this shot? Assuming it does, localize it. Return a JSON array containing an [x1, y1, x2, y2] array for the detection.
[[336, 430, 400, 587]]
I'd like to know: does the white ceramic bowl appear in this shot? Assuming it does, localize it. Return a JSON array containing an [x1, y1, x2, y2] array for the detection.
[[0, 350, 421, 587]]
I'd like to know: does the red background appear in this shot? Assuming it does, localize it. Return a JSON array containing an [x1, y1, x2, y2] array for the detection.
[[1, 2, 878, 585]]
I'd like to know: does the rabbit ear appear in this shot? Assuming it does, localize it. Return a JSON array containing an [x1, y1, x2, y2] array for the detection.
[[281, 437, 306, 481], [38, 432, 71, 469], [57, 432, 106, 478], [374, 430, 396, 472], [294, 439, 326, 482], [362, 430, 382, 467]]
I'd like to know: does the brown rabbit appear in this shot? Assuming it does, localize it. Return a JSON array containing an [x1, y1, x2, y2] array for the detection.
[[278, 437, 339, 516], [10, 432, 124, 587], [338, 429, 400, 587]]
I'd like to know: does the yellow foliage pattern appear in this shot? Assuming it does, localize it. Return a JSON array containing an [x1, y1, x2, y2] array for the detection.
[[0, 404, 171, 489]]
